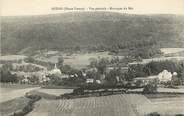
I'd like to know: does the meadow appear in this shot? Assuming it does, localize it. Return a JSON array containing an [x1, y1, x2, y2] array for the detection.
[[0, 83, 39, 103], [160, 48, 184, 55], [35, 51, 124, 69], [0, 55, 27, 62]]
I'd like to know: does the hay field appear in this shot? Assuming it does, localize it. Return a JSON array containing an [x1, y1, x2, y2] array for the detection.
[[27, 94, 152, 116]]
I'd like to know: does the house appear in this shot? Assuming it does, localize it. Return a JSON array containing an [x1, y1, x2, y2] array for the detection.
[[96, 80, 101, 84], [106, 64, 128, 73], [158, 70, 172, 83], [21, 77, 29, 84], [86, 78, 94, 83]]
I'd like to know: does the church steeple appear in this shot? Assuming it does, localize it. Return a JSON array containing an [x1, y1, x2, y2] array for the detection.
[[54, 63, 57, 69]]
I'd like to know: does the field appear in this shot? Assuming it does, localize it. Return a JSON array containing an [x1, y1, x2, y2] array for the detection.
[[27, 93, 184, 116], [63, 52, 124, 69], [27, 94, 153, 116], [129, 56, 184, 65], [0, 83, 40, 103], [0, 84, 74, 116], [0, 97, 31, 116], [0, 55, 27, 62], [35, 51, 123, 69], [36, 89, 73, 96], [148, 97, 184, 115], [160, 48, 184, 55], [129, 87, 184, 93], [0, 83, 73, 102]]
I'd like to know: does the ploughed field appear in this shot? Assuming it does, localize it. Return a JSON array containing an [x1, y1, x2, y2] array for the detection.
[[27, 94, 152, 116]]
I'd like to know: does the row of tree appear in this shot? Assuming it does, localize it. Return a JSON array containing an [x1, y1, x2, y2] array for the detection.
[[0, 64, 18, 83], [127, 60, 184, 81]]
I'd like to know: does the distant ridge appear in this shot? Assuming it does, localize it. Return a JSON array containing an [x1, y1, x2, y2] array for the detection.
[[1, 12, 184, 54]]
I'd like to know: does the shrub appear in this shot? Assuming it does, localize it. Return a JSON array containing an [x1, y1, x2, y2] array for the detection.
[[143, 83, 157, 94], [147, 112, 160, 116]]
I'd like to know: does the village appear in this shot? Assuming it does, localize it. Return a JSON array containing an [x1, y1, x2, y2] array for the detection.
[[1, 49, 184, 92], [1, 50, 184, 116]]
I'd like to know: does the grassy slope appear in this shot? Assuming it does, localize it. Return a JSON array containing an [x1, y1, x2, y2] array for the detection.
[[0, 97, 31, 116], [1, 12, 184, 54]]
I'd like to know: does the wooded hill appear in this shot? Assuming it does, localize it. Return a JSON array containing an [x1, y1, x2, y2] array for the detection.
[[1, 12, 184, 54]]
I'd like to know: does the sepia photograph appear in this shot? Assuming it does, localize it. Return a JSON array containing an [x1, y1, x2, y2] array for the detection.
[[0, 0, 184, 116]]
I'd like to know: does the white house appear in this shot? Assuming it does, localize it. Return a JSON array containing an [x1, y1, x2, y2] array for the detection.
[[158, 70, 172, 83], [86, 78, 94, 83], [96, 80, 101, 84], [21, 77, 29, 84]]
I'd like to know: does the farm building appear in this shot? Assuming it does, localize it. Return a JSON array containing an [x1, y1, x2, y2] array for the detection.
[[106, 66, 128, 73], [86, 78, 94, 83], [133, 76, 158, 86]]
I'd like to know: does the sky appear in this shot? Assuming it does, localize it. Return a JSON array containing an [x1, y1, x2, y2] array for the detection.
[[1, 0, 184, 16]]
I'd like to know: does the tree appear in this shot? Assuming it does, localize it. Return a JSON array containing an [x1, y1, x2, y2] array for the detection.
[[28, 75, 39, 84], [143, 82, 157, 94], [61, 65, 72, 74], [88, 57, 109, 74], [106, 69, 119, 85], [57, 57, 64, 69], [96, 58, 109, 74], [86, 70, 99, 79], [88, 58, 98, 68], [179, 69, 184, 85], [0, 65, 18, 83], [26, 56, 35, 63]]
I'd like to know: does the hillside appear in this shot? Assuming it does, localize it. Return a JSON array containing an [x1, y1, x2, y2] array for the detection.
[[1, 12, 184, 54]]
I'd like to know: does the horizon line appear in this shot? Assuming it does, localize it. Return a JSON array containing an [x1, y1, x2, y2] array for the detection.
[[1, 11, 184, 17]]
